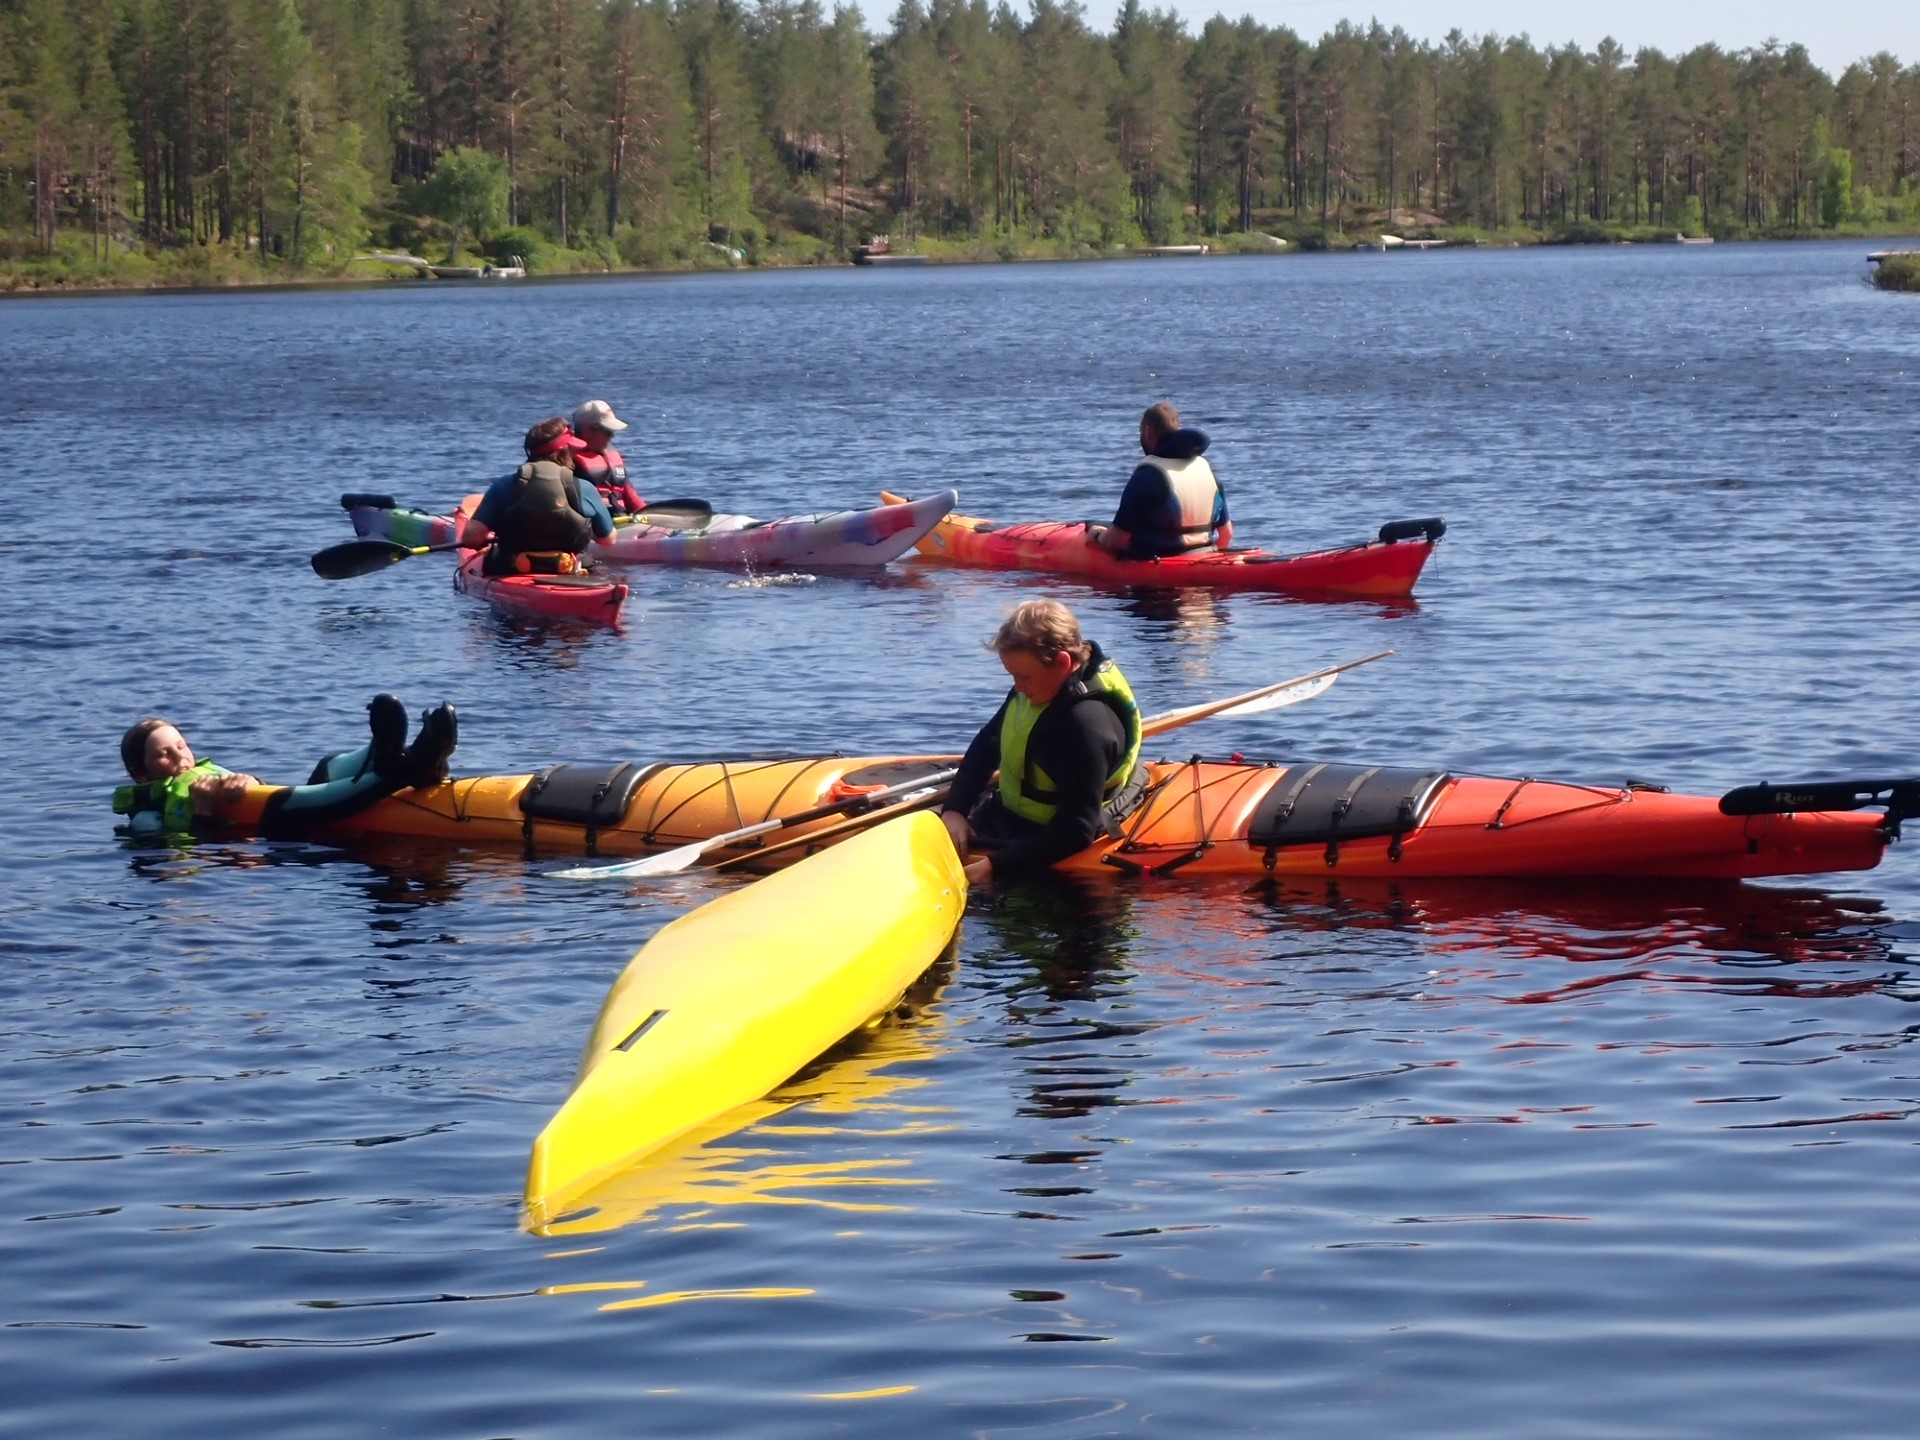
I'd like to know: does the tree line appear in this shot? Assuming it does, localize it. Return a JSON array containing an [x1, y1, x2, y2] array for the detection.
[[2, 0, 1916, 277]]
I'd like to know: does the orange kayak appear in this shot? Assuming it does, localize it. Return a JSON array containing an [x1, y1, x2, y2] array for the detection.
[[881, 490, 1442, 597], [205, 753, 1912, 882]]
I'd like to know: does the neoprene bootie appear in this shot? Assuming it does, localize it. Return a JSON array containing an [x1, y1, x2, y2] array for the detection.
[[307, 693, 410, 784], [402, 702, 458, 789]]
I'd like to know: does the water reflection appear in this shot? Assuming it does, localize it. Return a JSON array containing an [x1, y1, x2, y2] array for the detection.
[[1241, 874, 1911, 1003]]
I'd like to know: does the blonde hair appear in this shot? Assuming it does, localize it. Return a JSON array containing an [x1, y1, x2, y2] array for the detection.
[[989, 599, 1090, 665], [1141, 401, 1180, 442]]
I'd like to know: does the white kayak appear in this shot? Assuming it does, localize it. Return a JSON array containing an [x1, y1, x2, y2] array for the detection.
[[343, 490, 958, 571]]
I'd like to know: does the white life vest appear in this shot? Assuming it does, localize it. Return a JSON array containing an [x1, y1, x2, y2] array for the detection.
[[1139, 454, 1222, 551]]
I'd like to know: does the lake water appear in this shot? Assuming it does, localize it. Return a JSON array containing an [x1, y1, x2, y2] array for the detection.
[[4, 239, 1919, 1438]]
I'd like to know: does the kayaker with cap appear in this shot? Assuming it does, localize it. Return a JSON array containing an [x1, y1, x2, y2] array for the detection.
[[571, 400, 645, 515], [460, 417, 615, 576], [940, 599, 1148, 885], [1090, 402, 1233, 558], [114, 696, 458, 842]]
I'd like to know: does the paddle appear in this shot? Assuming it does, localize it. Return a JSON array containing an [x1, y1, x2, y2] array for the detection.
[[548, 771, 959, 880], [311, 537, 463, 579], [551, 650, 1391, 881], [611, 498, 714, 532]]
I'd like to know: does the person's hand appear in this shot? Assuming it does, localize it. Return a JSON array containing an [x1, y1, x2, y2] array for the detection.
[[962, 856, 992, 886], [940, 809, 972, 856], [191, 771, 256, 812]]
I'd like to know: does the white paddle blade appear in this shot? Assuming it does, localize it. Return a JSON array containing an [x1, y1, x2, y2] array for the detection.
[[548, 835, 717, 881], [1206, 670, 1337, 719]]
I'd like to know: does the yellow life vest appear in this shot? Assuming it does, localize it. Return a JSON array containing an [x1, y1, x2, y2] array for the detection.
[[996, 653, 1143, 825]]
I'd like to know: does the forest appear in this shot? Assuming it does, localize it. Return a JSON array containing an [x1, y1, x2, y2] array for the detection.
[[1, 0, 1916, 284]]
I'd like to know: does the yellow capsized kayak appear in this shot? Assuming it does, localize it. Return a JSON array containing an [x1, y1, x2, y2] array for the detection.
[[524, 809, 966, 1230]]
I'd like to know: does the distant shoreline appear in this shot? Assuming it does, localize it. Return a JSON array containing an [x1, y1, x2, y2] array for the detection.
[[7, 229, 1918, 302]]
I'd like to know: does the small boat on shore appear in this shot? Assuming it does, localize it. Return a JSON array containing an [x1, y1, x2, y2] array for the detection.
[[851, 234, 929, 266]]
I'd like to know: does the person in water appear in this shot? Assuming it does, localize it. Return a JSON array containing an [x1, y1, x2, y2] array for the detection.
[[1091, 401, 1233, 558], [114, 696, 458, 842], [461, 417, 614, 576], [570, 400, 644, 516], [940, 599, 1147, 886]]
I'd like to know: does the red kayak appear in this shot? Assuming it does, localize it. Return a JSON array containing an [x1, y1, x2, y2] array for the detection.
[[882, 490, 1442, 597], [453, 548, 629, 625]]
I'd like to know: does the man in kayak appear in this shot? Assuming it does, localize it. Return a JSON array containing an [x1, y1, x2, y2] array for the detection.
[[114, 696, 458, 842], [571, 400, 645, 515], [940, 599, 1148, 885], [461, 417, 615, 575], [1090, 402, 1233, 558]]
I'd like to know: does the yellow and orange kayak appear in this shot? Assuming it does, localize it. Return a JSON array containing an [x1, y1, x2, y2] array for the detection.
[[523, 810, 966, 1229], [208, 753, 1911, 882]]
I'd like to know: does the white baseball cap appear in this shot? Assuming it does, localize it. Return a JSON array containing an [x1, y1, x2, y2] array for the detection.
[[571, 399, 628, 433]]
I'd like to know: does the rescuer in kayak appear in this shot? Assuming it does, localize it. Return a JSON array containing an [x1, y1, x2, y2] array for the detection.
[[461, 417, 615, 575], [570, 400, 645, 515], [940, 599, 1148, 885], [1090, 402, 1233, 558], [113, 696, 457, 842]]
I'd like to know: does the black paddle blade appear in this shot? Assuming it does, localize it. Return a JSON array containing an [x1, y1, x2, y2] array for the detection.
[[311, 538, 418, 579]]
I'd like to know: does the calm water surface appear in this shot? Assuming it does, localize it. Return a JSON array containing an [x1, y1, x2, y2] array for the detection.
[[4, 240, 1919, 1437]]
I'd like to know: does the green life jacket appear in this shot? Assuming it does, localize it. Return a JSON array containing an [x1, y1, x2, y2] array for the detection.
[[113, 760, 227, 837], [996, 650, 1143, 826]]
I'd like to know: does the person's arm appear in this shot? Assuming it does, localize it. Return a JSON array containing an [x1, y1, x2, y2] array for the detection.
[[573, 480, 616, 539], [1213, 483, 1233, 551], [983, 704, 1123, 882], [462, 478, 508, 548], [1098, 464, 1169, 556], [943, 700, 1007, 823]]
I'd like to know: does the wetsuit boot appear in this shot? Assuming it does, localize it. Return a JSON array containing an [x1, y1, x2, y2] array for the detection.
[[400, 703, 458, 789], [260, 694, 415, 840]]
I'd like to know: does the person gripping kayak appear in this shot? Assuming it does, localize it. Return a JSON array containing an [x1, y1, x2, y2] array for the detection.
[[461, 417, 615, 576], [940, 599, 1149, 885], [1090, 401, 1233, 559], [114, 695, 457, 842]]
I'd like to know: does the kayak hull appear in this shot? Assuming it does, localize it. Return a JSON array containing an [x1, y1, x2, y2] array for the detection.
[[524, 810, 966, 1229], [212, 752, 1898, 882], [348, 491, 958, 571], [452, 548, 629, 624], [880, 491, 1435, 597]]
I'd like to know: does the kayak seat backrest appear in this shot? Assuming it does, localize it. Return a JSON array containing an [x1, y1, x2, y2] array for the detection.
[[837, 759, 959, 790], [340, 492, 397, 511], [1248, 762, 1451, 865], [520, 762, 661, 855]]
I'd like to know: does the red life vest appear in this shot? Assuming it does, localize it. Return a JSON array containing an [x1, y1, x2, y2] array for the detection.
[[575, 447, 643, 515]]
